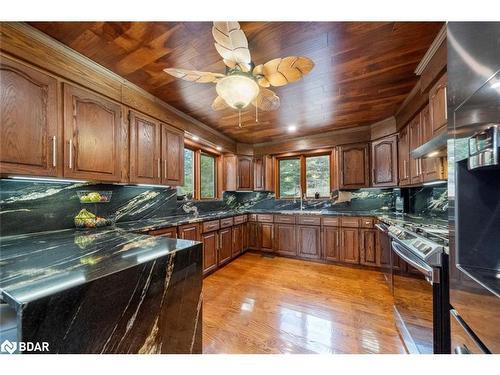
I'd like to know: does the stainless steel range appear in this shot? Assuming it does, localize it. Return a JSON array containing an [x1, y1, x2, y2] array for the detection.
[[388, 222, 450, 354]]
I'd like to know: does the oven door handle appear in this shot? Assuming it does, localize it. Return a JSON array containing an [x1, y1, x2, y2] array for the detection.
[[375, 223, 388, 233], [391, 241, 436, 282]]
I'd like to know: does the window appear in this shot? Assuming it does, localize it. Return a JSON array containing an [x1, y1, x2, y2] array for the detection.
[[306, 155, 330, 198], [277, 152, 331, 199], [279, 158, 301, 198], [200, 153, 216, 199], [178, 149, 194, 198]]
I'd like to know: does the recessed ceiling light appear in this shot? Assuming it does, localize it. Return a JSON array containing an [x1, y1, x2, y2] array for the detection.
[[427, 151, 440, 157], [192, 135, 200, 141], [288, 125, 297, 132], [216, 146, 222, 151], [491, 81, 500, 89]]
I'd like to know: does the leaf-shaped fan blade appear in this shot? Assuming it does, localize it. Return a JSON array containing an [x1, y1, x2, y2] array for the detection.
[[212, 22, 251, 69], [212, 96, 229, 111], [164, 68, 225, 83], [252, 88, 280, 111], [253, 56, 314, 87]]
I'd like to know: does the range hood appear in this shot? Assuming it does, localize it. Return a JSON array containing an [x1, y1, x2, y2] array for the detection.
[[410, 131, 447, 159]]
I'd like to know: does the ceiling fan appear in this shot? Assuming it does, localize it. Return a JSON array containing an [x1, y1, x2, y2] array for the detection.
[[164, 22, 315, 127]]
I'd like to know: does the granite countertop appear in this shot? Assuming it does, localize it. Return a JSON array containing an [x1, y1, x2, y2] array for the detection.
[[0, 227, 199, 308]]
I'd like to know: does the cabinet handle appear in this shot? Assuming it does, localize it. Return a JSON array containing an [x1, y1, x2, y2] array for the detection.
[[164, 159, 167, 178], [444, 86, 448, 120], [52, 136, 57, 167], [403, 160, 407, 178], [157, 159, 161, 179], [68, 139, 73, 169]]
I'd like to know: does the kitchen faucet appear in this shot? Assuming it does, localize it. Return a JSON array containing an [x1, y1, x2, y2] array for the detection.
[[298, 186, 306, 211]]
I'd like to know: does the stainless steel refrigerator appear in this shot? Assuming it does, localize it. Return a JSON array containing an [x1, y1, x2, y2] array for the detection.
[[448, 22, 500, 354]]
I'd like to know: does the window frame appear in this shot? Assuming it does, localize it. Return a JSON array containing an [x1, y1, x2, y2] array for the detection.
[[179, 140, 221, 201], [275, 150, 333, 199]]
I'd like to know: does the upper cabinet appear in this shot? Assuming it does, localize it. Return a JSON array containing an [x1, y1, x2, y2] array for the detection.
[[253, 156, 264, 191], [63, 84, 123, 182], [429, 72, 448, 136], [161, 123, 184, 186], [222, 154, 237, 191], [409, 114, 423, 185], [338, 143, 370, 189], [129, 110, 161, 184], [398, 125, 410, 186], [371, 135, 398, 187], [0, 57, 59, 177], [237, 156, 253, 190]]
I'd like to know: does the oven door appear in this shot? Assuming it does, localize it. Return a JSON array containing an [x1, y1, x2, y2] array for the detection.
[[391, 240, 436, 354]]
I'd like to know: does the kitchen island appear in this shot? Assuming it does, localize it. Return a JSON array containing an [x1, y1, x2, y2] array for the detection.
[[0, 228, 202, 354]]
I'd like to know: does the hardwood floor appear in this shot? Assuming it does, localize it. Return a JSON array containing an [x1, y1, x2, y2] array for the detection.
[[202, 252, 406, 354]]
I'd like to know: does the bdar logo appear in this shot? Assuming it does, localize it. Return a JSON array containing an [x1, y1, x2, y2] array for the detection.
[[1, 340, 17, 354]]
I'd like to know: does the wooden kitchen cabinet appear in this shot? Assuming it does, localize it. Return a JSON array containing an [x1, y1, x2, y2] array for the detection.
[[232, 224, 243, 257], [409, 115, 423, 185], [398, 125, 410, 186], [322, 226, 340, 262], [177, 223, 200, 241], [338, 143, 370, 189], [0, 57, 60, 177], [202, 231, 218, 274], [371, 134, 398, 187], [275, 224, 297, 257], [253, 156, 264, 191], [148, 227, 177, 238], [259, 223, 274, 252], [63, 84, 123, 182], [429, 72, 448, 136], [242, 222, 249, 251], [340, 227, 360, 264], [248, 221, 259, 249], [360, 229, 378, 266], [161, 123, 184, 186], [237, 155, 253, 190], [421, 104, 432, 144], [422, 156, 447, 182], [297, 225, 321, 260], [264, 155, 275, 192], [219, 227, 233, 265], [222, 154, 237, 191], [129, 110, 161, 184]]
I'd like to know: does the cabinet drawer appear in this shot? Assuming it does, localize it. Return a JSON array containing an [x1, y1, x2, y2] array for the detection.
[[360, 218, 374, 228], [340, 217, 360, 228], [321, 217, 340, 227], [202, 220, 220, 233], [233, 215, 247, 224], [249, 214, 257, 222], [220, 217, 234, 228], [149, 226, 177, 237], [257, 214, 274, 223], [297, 216, 321, 226], [274, 214, 296, 224]]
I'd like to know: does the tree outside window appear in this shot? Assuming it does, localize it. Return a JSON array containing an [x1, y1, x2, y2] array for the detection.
[[200, 153, 216, 199]]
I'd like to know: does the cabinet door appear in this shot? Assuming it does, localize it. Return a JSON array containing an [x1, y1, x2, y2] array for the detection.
[[378, 230, 391, 268], [232, 224, 243, 257], [237, 156, 253, 190], [409, 115, 422, 185], [340, 228, 360, 264], [371, 135, 398, 187], [429, 73, 447, 136], [422, 157, 446, 182], [129, 110, 161, 184], [259, 223, 274, 252], [253, 156, 264, 191], [178, 223, 199, 241], [275, 224, 297, 257], [63, 84, 122, 181], [242, 222, 248, 251], [248, 222, 259, 249], [264, 155, 275, 192], [360, 229, 378, 266], [223, 154, 237, 191], [1, 58, 59, 177], [202, 231, 218, 274], [148, 227, 177, 238], [322, 226, 340, 262], [161, 123, 184, 186], [421, 104, 433, 144], [398, 126, 410, 186], [297, 225, 321, 259], [339, 143, 369, 189], [219, 227, 233, 265]]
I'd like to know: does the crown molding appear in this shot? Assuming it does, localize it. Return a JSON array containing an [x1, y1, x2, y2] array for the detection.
[[415, 23, 447, 76]]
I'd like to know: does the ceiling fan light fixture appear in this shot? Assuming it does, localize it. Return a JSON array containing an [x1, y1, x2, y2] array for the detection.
[[216, 75, 259, 110]]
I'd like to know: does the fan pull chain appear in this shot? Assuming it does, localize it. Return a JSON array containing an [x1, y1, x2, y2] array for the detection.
[[238, 109, 242, 128], [255, 105, 259, 123]]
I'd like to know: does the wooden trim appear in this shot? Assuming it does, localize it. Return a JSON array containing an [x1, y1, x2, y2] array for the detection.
[[193, 150, 201, 201], [199, 151, 217, 200], [415, 24, 447, 75]]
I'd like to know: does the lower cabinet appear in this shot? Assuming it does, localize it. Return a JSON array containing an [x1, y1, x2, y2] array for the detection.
[[340, 227, 360, 264], [297, 225, 321, 260], [178, 223, 200, 241], [242, 222, 249, 251], [202, 231, 218, 274], [275, 224, 297, 257], [360, 229, 378, 266], [219, 227, 233, 265], [259, 223, 274, 252], [248, 222, 259, 249], [232, 224, 243, 257], [322, 226, 340, 262]]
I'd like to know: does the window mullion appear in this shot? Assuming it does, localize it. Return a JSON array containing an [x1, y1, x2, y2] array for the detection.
[[300, 155, 306, 197]]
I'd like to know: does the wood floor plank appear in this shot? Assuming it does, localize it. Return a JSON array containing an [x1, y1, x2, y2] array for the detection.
[[202, 252, 407, 354]]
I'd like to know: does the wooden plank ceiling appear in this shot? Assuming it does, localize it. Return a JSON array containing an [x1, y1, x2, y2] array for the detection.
[[29, 22, 443, 144]]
